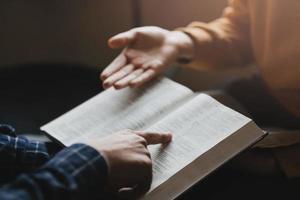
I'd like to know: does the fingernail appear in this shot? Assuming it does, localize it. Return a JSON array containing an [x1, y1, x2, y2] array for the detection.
[[108, 39, 114, 48], [165, 133, 173, 142], [114, 84, 124, 90], [103, 81, 111, 89], [100, 74, 106, 81]]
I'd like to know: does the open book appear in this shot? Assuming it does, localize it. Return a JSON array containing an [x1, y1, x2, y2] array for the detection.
[[41, 77, 266, 200]]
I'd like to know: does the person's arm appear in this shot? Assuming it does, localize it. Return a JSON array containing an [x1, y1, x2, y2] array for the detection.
[[0, 125, 51, 184], [178, 0, 253, 70], [0, 143, 108, 200], [0, 130, 172, 200], [100, 0, 253, 89]]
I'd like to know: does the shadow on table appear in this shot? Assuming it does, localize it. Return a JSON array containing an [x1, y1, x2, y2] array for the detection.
[[179, 164, 300, 200]]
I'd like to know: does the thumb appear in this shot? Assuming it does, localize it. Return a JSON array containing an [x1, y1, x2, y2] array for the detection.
[[108, 30, 137, 49], [118, 175, 152, 199]]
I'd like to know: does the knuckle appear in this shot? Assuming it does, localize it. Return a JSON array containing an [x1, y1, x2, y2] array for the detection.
[[145, 150, 151, 159], [139, 137, 148, 146]]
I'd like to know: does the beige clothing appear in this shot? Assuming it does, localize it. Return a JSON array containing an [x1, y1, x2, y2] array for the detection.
[[179, 0, 300, 119]]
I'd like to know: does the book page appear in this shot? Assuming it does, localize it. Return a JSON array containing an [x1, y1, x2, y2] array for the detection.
[[145, 94, 253, 192], [41, 78, 193, 146], [144, 121, 264, 200]]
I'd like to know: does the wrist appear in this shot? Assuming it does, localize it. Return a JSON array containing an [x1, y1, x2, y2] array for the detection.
[[167, 31, 195, 63]]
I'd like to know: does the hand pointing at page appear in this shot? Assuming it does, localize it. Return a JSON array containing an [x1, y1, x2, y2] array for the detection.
[[85, 130, 172, 199], [101, 26, 195, 89]]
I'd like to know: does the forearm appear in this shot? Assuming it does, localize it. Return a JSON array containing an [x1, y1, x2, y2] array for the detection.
[[175, 0, 254, 70], [0, 144, 108, 200]]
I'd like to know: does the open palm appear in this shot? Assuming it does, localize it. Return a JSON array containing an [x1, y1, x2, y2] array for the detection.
[[101, 26, 179, 89]]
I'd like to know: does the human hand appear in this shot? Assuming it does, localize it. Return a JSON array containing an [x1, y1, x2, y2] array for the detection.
[[101, 26, 194, 89], [85, 130, 172, 199]]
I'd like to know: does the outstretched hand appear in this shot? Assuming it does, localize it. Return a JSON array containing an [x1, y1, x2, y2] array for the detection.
[[101, 26, 194, 89]]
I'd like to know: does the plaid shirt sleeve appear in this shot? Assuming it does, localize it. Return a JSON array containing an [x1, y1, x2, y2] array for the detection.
[[0, 125, 51, 183], [0, 124, 109, 200]]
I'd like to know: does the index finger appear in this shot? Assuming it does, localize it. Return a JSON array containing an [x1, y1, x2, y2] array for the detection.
[[134, 131, 172, 145]]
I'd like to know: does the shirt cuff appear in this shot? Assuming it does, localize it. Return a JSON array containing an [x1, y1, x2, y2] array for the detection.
[[175, 22, 222, 70], [42, 143, 108, 198], [18, 136, 50, 169], [0, 134, 50, 171]]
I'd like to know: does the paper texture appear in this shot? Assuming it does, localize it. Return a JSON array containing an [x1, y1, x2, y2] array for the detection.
[[144, 121, 264, 200], [146, 94, 252, 192], [41, 78, 192, 146]]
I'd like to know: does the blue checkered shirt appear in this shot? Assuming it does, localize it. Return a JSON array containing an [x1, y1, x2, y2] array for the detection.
[[0, 124, 108, 200]]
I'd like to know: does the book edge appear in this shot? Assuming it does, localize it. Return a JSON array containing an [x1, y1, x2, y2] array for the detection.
[[142, 121, 266, 200]]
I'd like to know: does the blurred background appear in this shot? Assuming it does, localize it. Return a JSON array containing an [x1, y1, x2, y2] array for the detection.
[[0, 0, 226, 67], [0, 0, 257, 134], [0, 0, 255, 90], [0, 0, 259, 128]]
